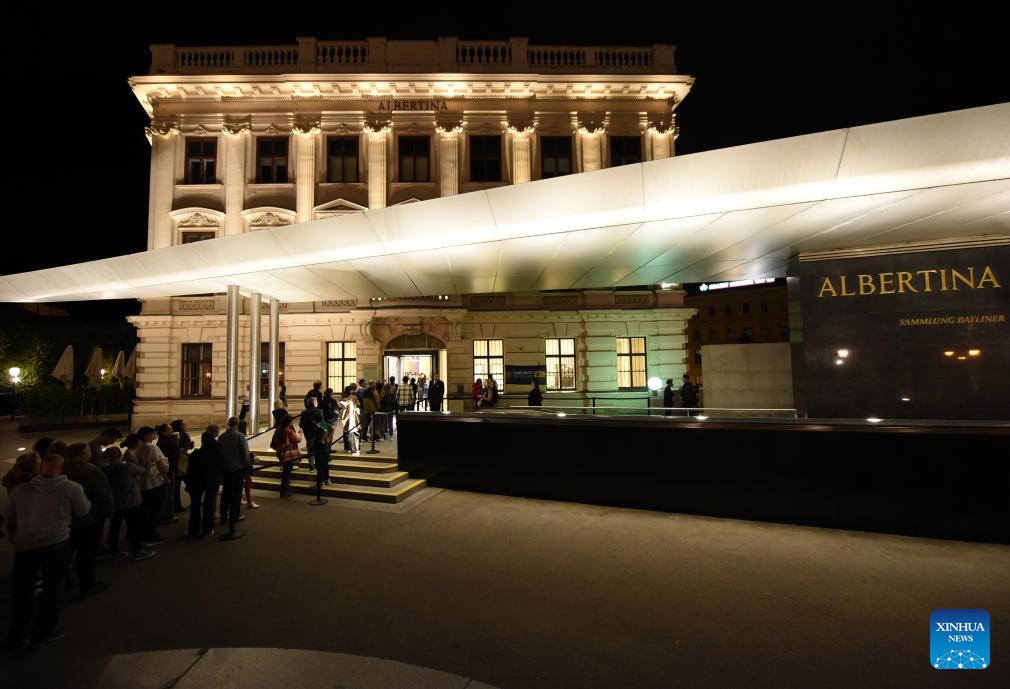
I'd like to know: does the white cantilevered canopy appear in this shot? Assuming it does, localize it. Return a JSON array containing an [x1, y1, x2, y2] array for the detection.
[[1, 103, 1008, 304]]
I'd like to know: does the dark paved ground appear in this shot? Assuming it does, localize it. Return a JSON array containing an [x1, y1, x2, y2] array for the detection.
[[1, 419, 1008, 688]]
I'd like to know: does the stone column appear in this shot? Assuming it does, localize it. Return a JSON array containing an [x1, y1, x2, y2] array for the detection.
[[226, 286, 241, 420], [579, 128, 604, 172], [222, 121, 249, 236], [294, 122, 319, 222], [366, 124, 389, 209], [248, 292, 262, 432], [508, 126, 532, 184], [437, 125, 461, 197], [647, 116, 679, 161], [146, 120, 178, 249]]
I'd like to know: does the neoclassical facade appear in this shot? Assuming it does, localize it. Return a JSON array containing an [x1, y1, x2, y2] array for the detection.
[[127, 37, 698, 428]]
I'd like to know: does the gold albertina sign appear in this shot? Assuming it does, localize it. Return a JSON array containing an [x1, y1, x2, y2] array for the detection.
[[817, 266, 1001, 298]]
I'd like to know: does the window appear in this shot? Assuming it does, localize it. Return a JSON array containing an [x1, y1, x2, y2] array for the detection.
[[326, 341, 356, 394], [473, 339, 504, 391], [181, 232, 215, 244], [708, 306, 716, 316], [469, 135, 502, 182], [761, 322, 771, 338], [609, 135, 642, 167], [184, 138, 217, 184], [742, 302, 751, 314], [257, 137, 288, 183], [326, 137, 359, 183], [616, 337, 647, 390], [708, 327, 717, 340], [398, 136, 430, 182], [181, 343, 213, 397], [692, 329, 701, 341], [725, 304, 733, 315], [259, 342, 286, 397], [545, 338, 576, 391], [540, 136, 572, 178], [780, 322, 790, 338], [694, 348, 702, 365], [760, 300, 769, 313], [726, 326, 735, 340]]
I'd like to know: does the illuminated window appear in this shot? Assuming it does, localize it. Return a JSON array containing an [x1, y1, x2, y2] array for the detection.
[[545, 338, 576, 391], [473, 339, 504, 391], [181, 232, 215, 244], [609, 136, 642, 167], [257, 137, 288, 183], [540, 136, 572, 178], [617, 337, 647, 390], [326, 137, 359, 183], [326, 341, 355, 394], [181, 343, 212, 397], [184, 138, 217, 184], [399, 136, 430, 182], [259, 342, 286, 397], [469, 135, 502, 182]]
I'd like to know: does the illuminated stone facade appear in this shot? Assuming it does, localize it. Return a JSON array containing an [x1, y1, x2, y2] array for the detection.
[[127, 37, 698, 429]]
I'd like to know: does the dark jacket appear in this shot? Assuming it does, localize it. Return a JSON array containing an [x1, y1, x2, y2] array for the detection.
[[186, 440, 224, 490], [104, 461, 147, 510], [428, 379, 445, 404], [528, 385, 543, 406], [663, 385, 675, 408], [64, 458, 115, 528], [680, 381, 699, 408]]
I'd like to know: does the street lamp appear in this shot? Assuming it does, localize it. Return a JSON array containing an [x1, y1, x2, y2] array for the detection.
[[9, 366, 20, 420]]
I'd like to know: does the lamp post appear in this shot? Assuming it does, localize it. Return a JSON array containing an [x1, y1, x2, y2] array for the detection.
[[9, 366, 20, 420]]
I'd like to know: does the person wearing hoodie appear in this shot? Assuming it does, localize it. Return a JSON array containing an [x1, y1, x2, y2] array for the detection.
[[2, 453, 91, 651], [1, 453, 41, 541]]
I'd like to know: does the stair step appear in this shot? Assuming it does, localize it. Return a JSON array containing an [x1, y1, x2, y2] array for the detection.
[[250, 476, 428, 503], [256, 466, 411, 488]]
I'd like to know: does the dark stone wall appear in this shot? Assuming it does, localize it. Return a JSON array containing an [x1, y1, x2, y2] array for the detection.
[[790, 243, 1010, 420], [398, 412, 1010, 544]]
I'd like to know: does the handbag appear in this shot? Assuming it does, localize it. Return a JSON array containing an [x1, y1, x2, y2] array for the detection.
[[278, 445, 301, 463]]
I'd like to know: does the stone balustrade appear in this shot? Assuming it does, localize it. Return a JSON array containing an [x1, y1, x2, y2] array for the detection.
[[150, 37, 677, 75]]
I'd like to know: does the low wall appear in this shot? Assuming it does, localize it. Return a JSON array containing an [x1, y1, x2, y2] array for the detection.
[[397, 412, 1009, 543]]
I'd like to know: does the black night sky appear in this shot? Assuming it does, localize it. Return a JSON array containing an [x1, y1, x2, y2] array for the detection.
[[7, 7, 1008, 317]]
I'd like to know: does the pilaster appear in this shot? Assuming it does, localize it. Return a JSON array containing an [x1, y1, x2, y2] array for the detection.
[[294, 123, 319, 222], [366, 123, 390, 209], [222, 122, 248, 236], [507, 125, 533, 184], [437, 124, 461, 197], [147, 122, 178, 249]]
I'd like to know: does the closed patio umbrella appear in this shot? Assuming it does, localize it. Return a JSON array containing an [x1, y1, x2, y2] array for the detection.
[[123, 349, 137, 383], [51, 345, 74, 390], [85, 347, 104, 387], [110, 350, 126, 389]]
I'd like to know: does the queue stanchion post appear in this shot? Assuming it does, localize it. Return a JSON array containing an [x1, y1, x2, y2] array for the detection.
[[366, 412, 381, 455]]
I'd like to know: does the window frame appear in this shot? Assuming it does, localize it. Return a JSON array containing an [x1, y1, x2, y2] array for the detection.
[[256, 136, 289, 183], [181, 343, 213, 397], [326, 341, 357, 394], [469, 134, 502, 182], [184, 138, 217, 184], [616, 336, 647, 390], [398, 135, 431, 182], [540, 135, 573, 178], [545, 337, 576, 391], [472, 339, 504, 392], [609, 135, 642, 167], [326, 136, 359, 183]]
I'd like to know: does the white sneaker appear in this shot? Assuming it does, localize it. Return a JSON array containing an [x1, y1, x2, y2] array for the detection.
[[351, 451, 360, 456]]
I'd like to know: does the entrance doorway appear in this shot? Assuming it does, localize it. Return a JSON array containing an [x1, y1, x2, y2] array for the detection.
[[382, 333, 448, 409]]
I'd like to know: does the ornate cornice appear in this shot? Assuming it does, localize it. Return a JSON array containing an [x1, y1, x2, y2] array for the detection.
[[293, 117, 321, 135], [177, 212, 221, 228]]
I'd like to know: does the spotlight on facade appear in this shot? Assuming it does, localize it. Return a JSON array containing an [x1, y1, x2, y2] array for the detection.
[[968, 349, 981, 357], [901, 397, 910, 402], [836, 349, 849, 358], [866, 417, 883, 423], [557, 412, 567, 417], [695, 414, 708, 420]]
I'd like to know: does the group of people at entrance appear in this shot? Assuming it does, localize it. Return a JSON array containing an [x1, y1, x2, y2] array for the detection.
[[664, 374, 700, 415]]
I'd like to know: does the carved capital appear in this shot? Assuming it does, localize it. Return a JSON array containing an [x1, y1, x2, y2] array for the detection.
[[293, 117, 321, 135], [507, 117, 535, 135], [223, 118, 251, 135], [146, 118, 179, 137], [648, 115, 678, 136], [359, 319, 376, 344], [435, 117, 463, 136], [363, 118, 392, 134], [577, 114, 606, 135]]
